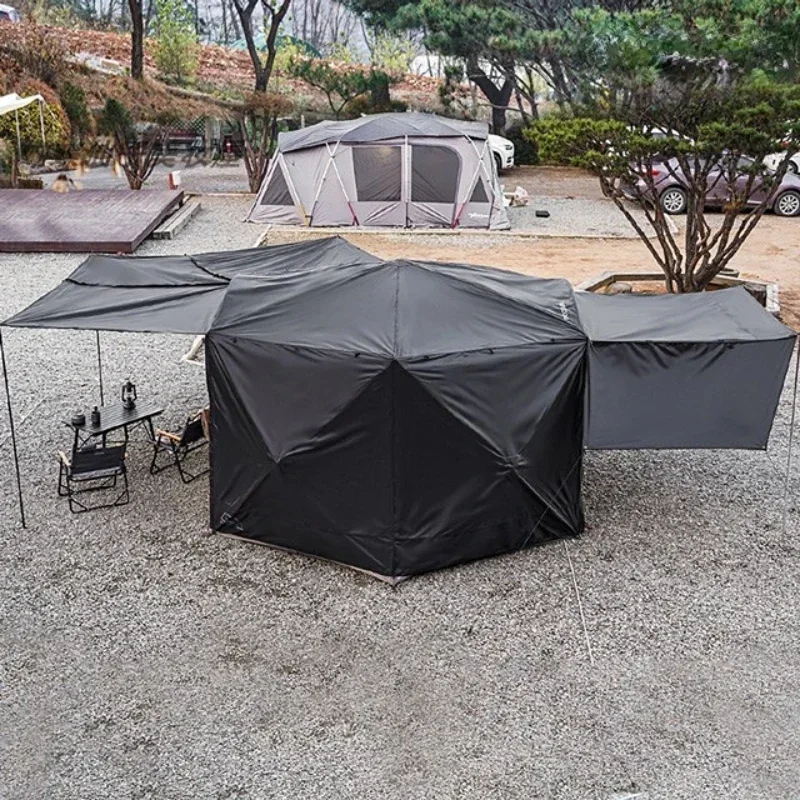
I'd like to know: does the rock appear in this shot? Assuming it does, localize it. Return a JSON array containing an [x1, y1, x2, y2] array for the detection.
[[743, 282, 767, 306], [606, 281, 633, 295]]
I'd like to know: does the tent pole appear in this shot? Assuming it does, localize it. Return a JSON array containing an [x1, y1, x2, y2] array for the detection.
[[782, 336, 799, 534], [15, 109, 21, 161], [0, 328, 26, 529], [95, 330, 105, 405], [39, 100, 46, 153]]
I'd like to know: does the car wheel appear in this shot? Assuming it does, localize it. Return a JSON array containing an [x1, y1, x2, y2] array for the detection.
[[774, 190, 800, 217], [494, 153, 503, 174], [660, 187, 687, 215]]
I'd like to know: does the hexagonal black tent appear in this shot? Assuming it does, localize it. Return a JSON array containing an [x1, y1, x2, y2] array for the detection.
[[205, 260, 588, 581]]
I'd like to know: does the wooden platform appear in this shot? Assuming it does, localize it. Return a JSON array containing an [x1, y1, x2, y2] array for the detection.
[[0, 189, 185, 253]]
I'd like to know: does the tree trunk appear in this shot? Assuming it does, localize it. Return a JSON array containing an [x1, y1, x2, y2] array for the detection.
[[370, 73, 391, 110], [129, 0, 144, 80], [466, 59, 514, 134]]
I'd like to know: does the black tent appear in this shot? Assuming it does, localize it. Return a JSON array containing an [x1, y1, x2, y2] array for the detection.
[[2, 242, 795, 579], [206, 261, 587, 579]]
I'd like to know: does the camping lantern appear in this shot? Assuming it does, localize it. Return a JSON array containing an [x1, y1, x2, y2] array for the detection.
[[121, 379, 137, 410]]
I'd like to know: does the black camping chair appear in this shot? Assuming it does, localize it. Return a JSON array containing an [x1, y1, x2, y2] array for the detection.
[[149, 410, 209, 484], [57, 443, 129, 513]]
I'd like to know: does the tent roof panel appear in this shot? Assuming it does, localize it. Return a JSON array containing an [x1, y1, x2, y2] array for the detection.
[[279, 113, 489, 153], [0, 92, 45, 117], [2, 236, 377, 333], [575, 287, 795, 343], [209, 260, 585, 357]]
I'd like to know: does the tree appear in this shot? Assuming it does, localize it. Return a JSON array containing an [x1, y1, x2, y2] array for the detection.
[[345, 0, 521, 132], [236, 92, 292, 192], [152, 0, 200, 85], [228, 0, 293, 192], [287, 55, 399, 118], [128, 0, 145, 79], [98, 98, 173, 190], [527, 70, 800, 293], [230, 0, 293, 91]]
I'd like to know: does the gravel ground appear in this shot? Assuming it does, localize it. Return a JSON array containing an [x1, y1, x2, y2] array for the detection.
[[41, 161, 252, 195], [39, 163, 659, 237], [1, 197, 799, 799], [507, 196, 666, 238]]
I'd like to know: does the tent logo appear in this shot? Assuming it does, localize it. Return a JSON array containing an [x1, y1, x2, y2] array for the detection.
[[558, 300, 571, 322]]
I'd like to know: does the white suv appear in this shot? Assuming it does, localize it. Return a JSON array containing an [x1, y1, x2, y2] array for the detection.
[[489, 133, 515, 173], [0, 4, 20, 21]]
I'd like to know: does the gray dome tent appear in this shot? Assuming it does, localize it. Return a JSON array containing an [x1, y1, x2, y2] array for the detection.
[[246, 113, 511, 230]]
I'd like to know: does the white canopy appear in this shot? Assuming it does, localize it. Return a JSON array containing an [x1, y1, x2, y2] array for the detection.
[[0, 92, 46, 159]]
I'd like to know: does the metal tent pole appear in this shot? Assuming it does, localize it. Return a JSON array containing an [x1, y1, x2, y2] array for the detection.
[[95, 330, 105, 405], [14, 109, 22, 161], [0, 328, 26, 528]]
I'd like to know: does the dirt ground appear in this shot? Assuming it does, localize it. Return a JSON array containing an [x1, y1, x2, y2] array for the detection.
[[265, 166, 800, 330]]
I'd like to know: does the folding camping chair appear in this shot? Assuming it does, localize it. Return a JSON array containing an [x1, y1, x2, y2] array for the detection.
[[57, 443, 129, 513], [149, 409, 209, 483]]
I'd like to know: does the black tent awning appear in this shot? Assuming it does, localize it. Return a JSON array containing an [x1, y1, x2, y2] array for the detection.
[[3, 237, 379, 334], [576, 288, 796, 449]]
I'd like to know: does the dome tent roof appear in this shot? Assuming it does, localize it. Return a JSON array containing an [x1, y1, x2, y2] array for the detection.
[[278, 112, 490, 153]]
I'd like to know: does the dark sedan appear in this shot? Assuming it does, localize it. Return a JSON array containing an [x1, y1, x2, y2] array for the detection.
[[623, 156, 800, 217]]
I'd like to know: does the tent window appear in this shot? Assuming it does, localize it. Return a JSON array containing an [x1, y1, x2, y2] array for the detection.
[[469, 176, 490, 203], [353, 145, 402, 202], [262, 166, 293, 206], [411, 145, 460, 203]]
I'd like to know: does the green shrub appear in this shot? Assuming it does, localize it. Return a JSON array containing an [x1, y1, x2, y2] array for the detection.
[[505, 123, 539, 165], [0, 82, 71, 157], [60, 82, 92, 144], [523, 116, 624, 167]]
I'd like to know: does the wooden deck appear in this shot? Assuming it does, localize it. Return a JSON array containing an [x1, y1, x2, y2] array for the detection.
[[0, 189, 185, 253]]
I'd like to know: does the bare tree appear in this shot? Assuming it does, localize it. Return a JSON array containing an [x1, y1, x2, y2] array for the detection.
[[290, 0, 358, 53], [231, 0, 292, 91]]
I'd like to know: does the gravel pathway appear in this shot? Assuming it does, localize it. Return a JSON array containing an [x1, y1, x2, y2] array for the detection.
[[0, 199, 798, 799], [507, 196, 668, 237]]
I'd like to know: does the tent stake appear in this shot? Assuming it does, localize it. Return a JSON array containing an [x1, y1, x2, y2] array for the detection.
[[0, 328, 26, 528], [782, 336, 800, 534], [95, 330, 105, 405]]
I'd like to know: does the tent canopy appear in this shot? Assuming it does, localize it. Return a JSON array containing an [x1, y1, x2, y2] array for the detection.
[[3, 237, 379, 334], [576, 289, 796, 449], [248, 112, 509, 230], [278, 113, 489, 153], [2, 246, 796, 576], [0, 92, 47, 159], [0, 93, 45, 117]]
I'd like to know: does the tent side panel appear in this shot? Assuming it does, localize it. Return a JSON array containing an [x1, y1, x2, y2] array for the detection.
[[392, 344, 585, 576], [206, 334, 396, 576], [585, 338, 795, 449], [246, 155, 304, 225]]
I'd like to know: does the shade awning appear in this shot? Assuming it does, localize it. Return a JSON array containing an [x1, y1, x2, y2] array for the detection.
[[576, 288, 796, 449], [0, 93, 45, 118], [2, 237, 379, 334]]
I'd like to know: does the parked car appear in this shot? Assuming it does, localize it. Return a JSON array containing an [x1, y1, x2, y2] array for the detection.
[[489, 133, 515, 173], [0, 3, 20, 21], [763, 150, 800, 174], [623, 156, 800, 217]]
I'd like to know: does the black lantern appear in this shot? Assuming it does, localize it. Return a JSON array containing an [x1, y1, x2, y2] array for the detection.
[[121, 379, 137, 410]]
